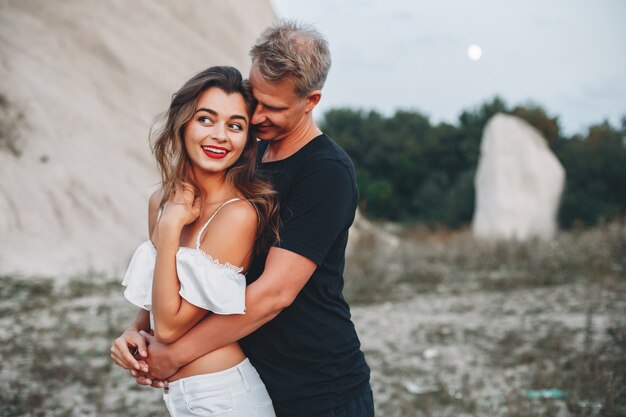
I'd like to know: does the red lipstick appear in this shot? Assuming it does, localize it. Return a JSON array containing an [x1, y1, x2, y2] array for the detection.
[[201, 145, 230, 159]]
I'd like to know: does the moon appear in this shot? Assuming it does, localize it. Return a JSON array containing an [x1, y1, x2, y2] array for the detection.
[[467, 44, 482, 61]]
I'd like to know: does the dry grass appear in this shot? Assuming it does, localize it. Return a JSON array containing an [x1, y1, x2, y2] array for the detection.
[[345, 220, 625, 301], [1, 222, 624, 416]]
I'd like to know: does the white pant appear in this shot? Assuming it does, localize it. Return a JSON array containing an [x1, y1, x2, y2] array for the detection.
[[163, 358, 276, 417]]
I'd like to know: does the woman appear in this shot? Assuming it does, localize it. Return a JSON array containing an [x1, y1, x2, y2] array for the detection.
[[112, 66, 278, 416]]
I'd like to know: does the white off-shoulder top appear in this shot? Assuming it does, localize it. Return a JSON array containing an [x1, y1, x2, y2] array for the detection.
[[122, 198, 247, 327]]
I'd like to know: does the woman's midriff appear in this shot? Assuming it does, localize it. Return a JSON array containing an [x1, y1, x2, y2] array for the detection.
[[168, 342, 246, 381]]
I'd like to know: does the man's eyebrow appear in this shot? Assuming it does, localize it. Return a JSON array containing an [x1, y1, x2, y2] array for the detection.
[[262, 103, 287, 111], [195, 107, 248, 123], [253, 97, 287, 111]]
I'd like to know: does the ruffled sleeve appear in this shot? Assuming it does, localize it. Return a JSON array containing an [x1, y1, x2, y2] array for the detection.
[[121, 240, 156, 311], [176, 248, 246, 315]]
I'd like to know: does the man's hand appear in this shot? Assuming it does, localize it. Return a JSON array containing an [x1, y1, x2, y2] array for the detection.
[[138, 330, 180, 382], [131, 368, 168, 389], [110, 328, 149, 372]]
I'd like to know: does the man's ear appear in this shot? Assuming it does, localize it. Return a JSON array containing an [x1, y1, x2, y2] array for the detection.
[[305, 90, 322, 113]]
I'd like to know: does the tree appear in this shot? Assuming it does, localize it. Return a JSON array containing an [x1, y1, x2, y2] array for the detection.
[[321, 100, 625, 229]]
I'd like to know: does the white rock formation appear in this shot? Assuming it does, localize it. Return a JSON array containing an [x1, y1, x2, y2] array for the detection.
[[472, 113, 565, 241], [347, 209, 400, 258], [0, 0, 276, 278]]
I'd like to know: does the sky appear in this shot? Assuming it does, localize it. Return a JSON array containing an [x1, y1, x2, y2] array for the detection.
[[271, 0, 626, 135]]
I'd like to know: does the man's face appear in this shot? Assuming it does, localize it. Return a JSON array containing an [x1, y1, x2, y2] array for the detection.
[[249, 65, 309, 141]]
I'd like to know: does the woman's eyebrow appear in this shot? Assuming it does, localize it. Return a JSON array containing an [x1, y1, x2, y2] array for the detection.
[[195, 107, 218, 116], [195, 107, 247, 123]]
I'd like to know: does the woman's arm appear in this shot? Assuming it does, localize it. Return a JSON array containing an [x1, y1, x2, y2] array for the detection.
[[151, 189, 257, 344], [150, 218, 206, 344]]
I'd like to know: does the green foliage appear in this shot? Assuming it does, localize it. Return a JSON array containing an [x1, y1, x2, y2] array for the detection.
[[321, 98, 625, 229], [555, 121, 626, 228]]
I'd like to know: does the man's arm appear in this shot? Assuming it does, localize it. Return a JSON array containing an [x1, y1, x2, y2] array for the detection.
[[142, 246, 316, 381]]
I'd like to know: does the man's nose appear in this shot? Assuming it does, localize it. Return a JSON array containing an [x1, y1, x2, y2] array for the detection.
[[251, 107, 265, 126]]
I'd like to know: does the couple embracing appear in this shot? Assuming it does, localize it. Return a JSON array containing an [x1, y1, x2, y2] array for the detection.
[[110, 20, 374, 417]]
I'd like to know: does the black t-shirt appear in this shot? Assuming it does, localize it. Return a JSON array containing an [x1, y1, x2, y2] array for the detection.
[[240, 134, 371, 417]]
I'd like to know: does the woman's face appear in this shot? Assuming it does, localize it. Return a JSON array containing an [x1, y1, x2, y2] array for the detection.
[[183, 87, 249, 176]]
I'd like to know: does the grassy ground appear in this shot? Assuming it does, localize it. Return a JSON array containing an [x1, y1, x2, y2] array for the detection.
[[1, 222, 624, 416]]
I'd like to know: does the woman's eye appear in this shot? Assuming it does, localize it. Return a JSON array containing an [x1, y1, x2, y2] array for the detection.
[[198, 116, 213, 124], [228, 123, 244, 131]]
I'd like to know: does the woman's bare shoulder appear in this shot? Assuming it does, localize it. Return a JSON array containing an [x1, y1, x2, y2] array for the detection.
[[149, 188, 164, 211], [199, 200, 258, 263], [148, 187, 164, 238], [217, 199, 258, 223]]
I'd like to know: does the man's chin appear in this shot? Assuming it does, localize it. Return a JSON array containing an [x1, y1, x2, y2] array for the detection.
[[256, 133, 277, 141]]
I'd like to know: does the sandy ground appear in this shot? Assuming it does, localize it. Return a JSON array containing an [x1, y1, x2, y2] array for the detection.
[[352, 283, 623, 417], [1, 271, 623, 416]]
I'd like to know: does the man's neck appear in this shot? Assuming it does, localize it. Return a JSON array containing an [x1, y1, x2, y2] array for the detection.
[[263, 122, 322, 163]]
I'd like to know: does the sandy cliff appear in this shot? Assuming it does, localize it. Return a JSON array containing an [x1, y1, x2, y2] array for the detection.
[[0, 0, 276, 277]]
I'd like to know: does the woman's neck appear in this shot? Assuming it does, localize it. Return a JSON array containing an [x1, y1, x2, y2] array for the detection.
[[191, 169, 239, 205]]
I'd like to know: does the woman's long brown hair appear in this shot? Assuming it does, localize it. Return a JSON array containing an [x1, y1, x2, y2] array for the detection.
[[151, 66, 279, 255]]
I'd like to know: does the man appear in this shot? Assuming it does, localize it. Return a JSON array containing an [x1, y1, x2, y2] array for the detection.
[[111, 20, 374, 417]]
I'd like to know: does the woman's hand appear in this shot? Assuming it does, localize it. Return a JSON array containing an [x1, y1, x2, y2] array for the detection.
[[110, 328, 150, 373], [158, 184, 201, 231]]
